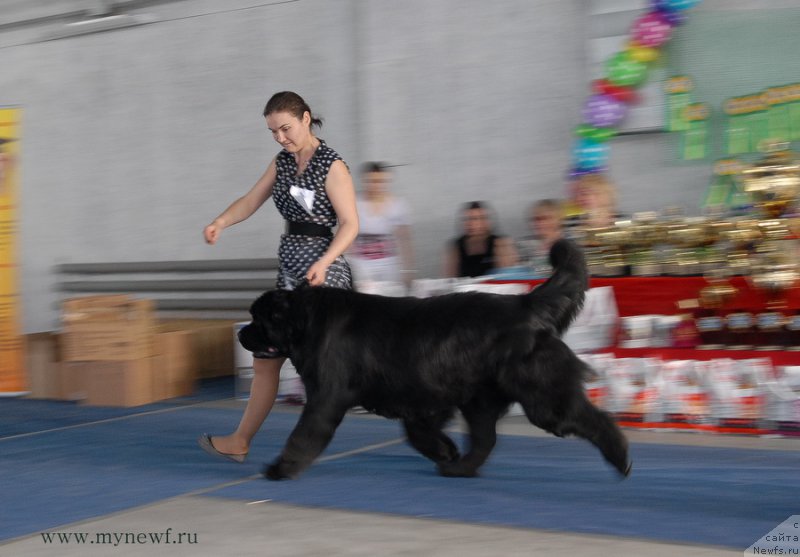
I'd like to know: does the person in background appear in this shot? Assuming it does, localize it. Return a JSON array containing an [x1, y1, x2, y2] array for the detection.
[[443, 201, 518, 278], [349, 162, 415, 290], [198, 91, 358, 463], [517, 198, 565, 277], [565, 173, 619, 234]]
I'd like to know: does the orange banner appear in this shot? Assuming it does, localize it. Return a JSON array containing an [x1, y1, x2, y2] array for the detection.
[[0, 106, 25, 394]]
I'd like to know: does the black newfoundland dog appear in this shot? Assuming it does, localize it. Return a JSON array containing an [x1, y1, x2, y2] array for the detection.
[[238, 239, 631, 480]]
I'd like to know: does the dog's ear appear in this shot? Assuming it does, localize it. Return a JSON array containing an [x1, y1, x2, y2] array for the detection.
[[249, 291, 270, 317], [272, 289, 293, 315], [249, 288, 292, 319], [294, 278, 311, 291]]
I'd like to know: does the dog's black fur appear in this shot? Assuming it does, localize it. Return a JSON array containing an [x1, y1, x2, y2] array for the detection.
[[238, 239, 630, 480]]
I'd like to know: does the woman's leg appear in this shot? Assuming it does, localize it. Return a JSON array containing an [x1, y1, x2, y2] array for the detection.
[[209, 357, 283, 455]]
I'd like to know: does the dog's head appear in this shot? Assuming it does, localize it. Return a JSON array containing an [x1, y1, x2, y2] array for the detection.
[[238, 289, 297, 359]]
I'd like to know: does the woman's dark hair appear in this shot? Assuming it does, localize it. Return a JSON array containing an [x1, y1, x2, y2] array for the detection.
[[459, 200, 498, 235], [262, 91, 323, 129], [463, 201, 487, 212], [361, 161, 389, 174]]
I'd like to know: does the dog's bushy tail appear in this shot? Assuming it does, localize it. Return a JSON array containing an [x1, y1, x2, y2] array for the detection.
[[526, 239, 589, 335]]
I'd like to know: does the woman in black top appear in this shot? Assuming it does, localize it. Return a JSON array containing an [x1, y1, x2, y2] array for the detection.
[[443, 201, 518, 278]]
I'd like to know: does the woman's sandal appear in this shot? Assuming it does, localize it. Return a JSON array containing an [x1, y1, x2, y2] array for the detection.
[[198, 434, 248, 464]]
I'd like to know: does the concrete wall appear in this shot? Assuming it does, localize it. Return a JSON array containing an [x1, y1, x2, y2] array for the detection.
[[1, 0, 798, 331]]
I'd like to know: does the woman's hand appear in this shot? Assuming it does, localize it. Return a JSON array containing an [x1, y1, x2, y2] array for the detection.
[[305, 260, 329, 286], [204, 220, 224, 245]]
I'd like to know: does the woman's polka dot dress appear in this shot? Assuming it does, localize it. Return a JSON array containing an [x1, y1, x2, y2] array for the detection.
[[272, 139, 352, 290]]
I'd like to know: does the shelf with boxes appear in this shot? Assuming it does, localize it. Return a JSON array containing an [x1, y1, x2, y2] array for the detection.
[[581, 351, 800, 437]]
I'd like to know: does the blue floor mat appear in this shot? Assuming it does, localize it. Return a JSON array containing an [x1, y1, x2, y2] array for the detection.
[[2, 400, 798, 550], [208, 434, 800, 550], [0, 377, 237, 439], [0, 407, 403, 541]]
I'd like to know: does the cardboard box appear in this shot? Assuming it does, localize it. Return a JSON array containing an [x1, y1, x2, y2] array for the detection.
[[158, 319, 236, 378], [61, 328, 153, 362], [24, 332, 62, 399], [153, 329, 195, 400], [62, 294, 135, 314], [82, 359, 155, 407], [60, 361, 90, 401], [61, 296, 156, 361]]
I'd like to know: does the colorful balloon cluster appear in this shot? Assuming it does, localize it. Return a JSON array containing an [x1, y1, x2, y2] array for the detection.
[[570, 0, 703, 178]]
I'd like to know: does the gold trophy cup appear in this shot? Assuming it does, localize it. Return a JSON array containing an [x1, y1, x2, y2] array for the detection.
[[742, 141, 800, 349]]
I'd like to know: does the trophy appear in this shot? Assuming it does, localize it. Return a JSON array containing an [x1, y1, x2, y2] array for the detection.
[[741, 141, 800, 218], [627, 212, 664, 276], [664, 217, 716, 276], [719, 219, 761, 276], [741, 141, 800, 349], [695, 269, 738, 349], [580, 224, 629, 277], [749, 260, 799, 349]]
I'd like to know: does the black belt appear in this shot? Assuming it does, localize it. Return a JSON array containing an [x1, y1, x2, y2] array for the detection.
[[286, 221, 333, 238]]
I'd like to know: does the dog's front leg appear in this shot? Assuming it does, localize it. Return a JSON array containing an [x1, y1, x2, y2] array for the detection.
[[264, 399, 347, 480]]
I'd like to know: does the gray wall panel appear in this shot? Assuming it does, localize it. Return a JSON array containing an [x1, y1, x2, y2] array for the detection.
[[1, 0, 799, 331]]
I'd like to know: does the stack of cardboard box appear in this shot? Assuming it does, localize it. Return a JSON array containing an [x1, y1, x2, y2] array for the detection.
[[24, 295, 238, 406], [61, 295, 160, 406]]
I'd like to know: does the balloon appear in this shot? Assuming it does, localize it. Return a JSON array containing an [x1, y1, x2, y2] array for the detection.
[[659, 0, 701, 11], [573, 139, 610, 170], [631, 12, 673, 48], [592, 79, 613, 95], [605, 52, 648, 87], [592, 79, 639, 104], [567, 166, 607, 180], [575, 124, 618, 143], [590, 127, 618, 142], [661, 10, 688, 25], [582, 94, 627, 128], [628, 41, 659, 63], [610, 86, 639, 104], [575, 123, 595, 138]]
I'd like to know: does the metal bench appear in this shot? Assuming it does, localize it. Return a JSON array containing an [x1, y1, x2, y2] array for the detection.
[[56, 258, 280, 319]]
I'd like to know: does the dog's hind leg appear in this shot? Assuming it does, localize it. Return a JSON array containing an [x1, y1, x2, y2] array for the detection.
[[515, 336, 631, 477], [523, 394, 631, 478], [402, 413, 460, 465], [517, 383, 631, 477], [566, 398, 631, 477], [264, 399, 349, 480], [437, 397, 506, 478]]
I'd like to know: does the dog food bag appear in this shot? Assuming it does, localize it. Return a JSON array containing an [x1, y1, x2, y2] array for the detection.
[[605, 357, 663, 424], [660, 360, 711, 428], [579, 352, 613, 409], [651, 315, 682, 348], [700, 358, 768, 431], [764, 365, 800, 436], [563, 287, 619, 353], [618, 315, 656, 349]]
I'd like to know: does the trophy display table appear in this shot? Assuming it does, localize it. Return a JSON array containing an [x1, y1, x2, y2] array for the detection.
[[492, 276, 800, 364], [496, 276, 800, 317]]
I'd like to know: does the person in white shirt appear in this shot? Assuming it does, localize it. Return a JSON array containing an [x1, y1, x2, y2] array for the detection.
[[349, 162, 415, 290]]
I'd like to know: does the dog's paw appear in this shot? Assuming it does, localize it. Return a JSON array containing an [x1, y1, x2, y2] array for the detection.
[[437, 461, 479, 478], [263, 460, 293, 481], [438, 440, 461, 463]]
